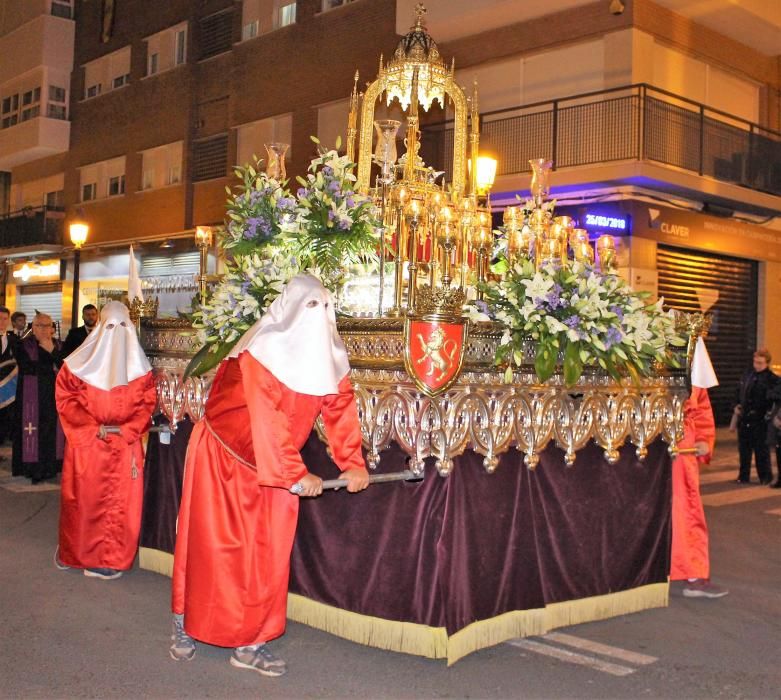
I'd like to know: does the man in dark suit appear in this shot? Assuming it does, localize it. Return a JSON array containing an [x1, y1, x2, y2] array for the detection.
[[10, 311, 27, 338], [0, 306, 18, 445], [62, 304, 99, 357]]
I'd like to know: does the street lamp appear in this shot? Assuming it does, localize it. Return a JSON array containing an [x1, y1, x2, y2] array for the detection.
[[194, 225, 213, 300], [69, 217, 89, 329]]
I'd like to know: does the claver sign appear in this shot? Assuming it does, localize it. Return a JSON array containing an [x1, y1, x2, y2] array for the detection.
[[12, 260, 61, 283]]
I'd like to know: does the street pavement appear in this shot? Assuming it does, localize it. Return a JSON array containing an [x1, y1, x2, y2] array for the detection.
[[1, 431, 780, 699]]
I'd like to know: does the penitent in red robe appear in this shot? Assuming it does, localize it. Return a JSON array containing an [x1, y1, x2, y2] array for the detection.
[[171, 351, 364, 648], [670, 386, 716, 581], [56, 365, 157, 571]]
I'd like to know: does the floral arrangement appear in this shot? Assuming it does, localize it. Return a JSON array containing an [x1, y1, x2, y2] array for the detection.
[[288, 142, 379, 285], [222, 162, 297, 256], [185, 145, 379, 377], [482, 258, 686, 386]]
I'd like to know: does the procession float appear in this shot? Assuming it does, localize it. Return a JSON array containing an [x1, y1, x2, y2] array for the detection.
[[137, 5, 696, 664]]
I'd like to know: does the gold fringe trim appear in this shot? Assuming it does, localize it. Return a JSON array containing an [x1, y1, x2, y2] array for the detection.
[[138, 547, 174, 578], [447, 582, 669, 665], [139, 545, 668, 665], [288, 582, 669, 665], [287, 594, 449, 659]]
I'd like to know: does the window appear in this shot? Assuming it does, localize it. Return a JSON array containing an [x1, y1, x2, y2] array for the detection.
[[49, 86, 66, 103], [82, 183, 97, 201], [1, 93, 19, 129], [242, 20, 258, 41], [140, 141, 184, 190], [9, 174, 65, 210], [83, 46, 131, 99], [145, 23, 188, 77], [242, 1, 297, 38], [50, 0, 73, 18], [322, 0, 359, 10], [236, 114, 293, 168], [45, 190, 64, 209], [47, 85, 68, 120], [80, 157, 126, 202], [18, 88, 41, 123], [108, 174, 126, 196], [199, 10, 233, 60], [278, 1, 296, 27], [175, 30, 187, 65]]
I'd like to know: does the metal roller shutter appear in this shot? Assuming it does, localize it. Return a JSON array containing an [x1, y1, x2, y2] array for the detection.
[[17, 283, 64, 339], [657, 245, 757, 426]]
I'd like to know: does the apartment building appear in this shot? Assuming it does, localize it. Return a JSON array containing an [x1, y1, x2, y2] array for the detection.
[[1, 0, 780, 420], [1, 0, 397, 324]]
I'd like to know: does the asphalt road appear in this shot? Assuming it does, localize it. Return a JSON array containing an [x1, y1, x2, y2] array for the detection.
[[1, 431, 779, 699]]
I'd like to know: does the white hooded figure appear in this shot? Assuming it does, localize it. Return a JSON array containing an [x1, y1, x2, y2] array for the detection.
[[169, 274, 369, 671], [229, 274, 350, 395], [64, 301, 151, 391], [55, 301, 157, 580]]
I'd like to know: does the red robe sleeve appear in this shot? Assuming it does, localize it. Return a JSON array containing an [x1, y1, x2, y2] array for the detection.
[[320, 373, 365, 473], [239, 351, 309, 489], [118, 371, 157, 445], [56, 364, 100, 448], [688, 386, 716, 464]]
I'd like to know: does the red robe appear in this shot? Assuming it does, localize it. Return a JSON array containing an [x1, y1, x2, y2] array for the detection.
[[670, 386, 716, 581], [171, 351, 364, 648], [56, 365, 157, 571]]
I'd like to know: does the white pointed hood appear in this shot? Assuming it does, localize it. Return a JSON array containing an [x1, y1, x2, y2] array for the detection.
[[229, 274, 350, 396], [64, 301, 152, 391], [691, 336, 718, 389]]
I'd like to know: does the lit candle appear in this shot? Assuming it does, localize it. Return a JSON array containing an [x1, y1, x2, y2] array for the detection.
[[596, 235, 616, 272]]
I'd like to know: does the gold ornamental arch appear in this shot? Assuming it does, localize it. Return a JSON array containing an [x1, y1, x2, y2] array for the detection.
[[353, 4, 473, 196]]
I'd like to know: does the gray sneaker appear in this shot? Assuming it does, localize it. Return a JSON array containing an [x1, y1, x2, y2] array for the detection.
[[169, 614, 196, 661], [230, 644, 287, 677], [682, 579, 729, 599]]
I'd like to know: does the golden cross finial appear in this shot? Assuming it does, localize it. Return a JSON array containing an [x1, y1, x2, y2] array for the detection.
[[414, 3, 427, 27]]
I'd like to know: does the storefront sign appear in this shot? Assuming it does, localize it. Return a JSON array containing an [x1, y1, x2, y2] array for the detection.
[[631, 203, 781, 262], [12, 260, 61, 284]]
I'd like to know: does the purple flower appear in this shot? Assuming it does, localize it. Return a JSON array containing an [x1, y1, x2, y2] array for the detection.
[[240, 280, 251, 295], [345, 196, 355, 208], [277, 197, 295, 210], [322, 166, 333, 177], [327, 180, 341, 194], [609, 305, 624, 320], [327, 210, 336, 221], [297, 187, 307, 198], [605, 326, 623, 349], [564, 315, 580, 329]]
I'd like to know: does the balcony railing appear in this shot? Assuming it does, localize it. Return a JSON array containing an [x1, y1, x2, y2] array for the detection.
[[0, 205, 64, 249], [420, 84, 781, 198]]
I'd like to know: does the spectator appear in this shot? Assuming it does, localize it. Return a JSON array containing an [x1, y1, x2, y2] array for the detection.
[[733, 348, 778, 485], [62, 304, 99, 357], [0, 306, 18, 445], [11, 312, 65, 483], [10, 311, 27, 337]]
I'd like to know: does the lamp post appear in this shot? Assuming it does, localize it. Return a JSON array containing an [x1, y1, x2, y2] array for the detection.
[[194, 225, 213, 300], [69, 218, 89, 329]]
